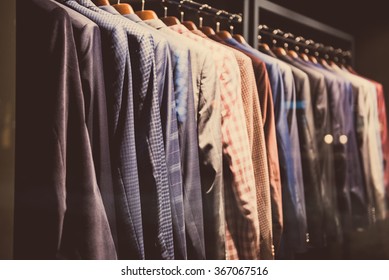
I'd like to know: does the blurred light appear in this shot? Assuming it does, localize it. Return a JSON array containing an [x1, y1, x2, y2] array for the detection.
[[324, 134, 333, 144], [340, 135, 348, 144]]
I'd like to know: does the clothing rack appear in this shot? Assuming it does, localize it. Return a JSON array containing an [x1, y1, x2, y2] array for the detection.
[[258, 25, 353, 64], [161, 0, 242, 24], [243, 0, 355, 66]]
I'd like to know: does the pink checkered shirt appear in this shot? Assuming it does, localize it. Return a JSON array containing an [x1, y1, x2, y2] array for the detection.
[[170, 24, 260, 260]]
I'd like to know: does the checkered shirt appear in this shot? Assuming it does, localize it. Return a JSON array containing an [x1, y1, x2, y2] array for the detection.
[[65, 0, 175, 260], [170, 25, 260, 260], [225, 46, 273, 259]]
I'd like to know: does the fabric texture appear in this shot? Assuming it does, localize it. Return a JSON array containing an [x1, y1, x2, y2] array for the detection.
[[225, 39, 308, 257], [80, 1, 175, 259], [171, 25, 260, 260], [54, 0, 118, 251], [99, 4, 187, 260], [146, 20, 220, 259], [326, 64, 386, 223], [15, 0, 117, 259]]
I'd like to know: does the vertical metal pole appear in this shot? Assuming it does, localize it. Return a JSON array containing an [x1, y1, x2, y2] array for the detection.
[[0, 0, 16, 260], [252, 1, 259, 48], [243, 0, 250, 44]]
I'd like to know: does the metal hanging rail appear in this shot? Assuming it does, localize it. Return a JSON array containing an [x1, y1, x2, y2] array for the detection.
[[258, 25, 352, 63], [243, 0, 355, 65], [162, 0, 243, 24]]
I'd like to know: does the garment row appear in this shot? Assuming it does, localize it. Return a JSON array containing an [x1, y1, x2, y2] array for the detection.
[[15, 0, 389, 260]]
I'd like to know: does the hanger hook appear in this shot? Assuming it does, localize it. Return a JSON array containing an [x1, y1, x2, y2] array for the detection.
[[229, 14, 241, 24], [179, 0, 189, 20], [179, 0, 186, 9], [236, 14, 243, 23], [198, 4, 208, 28], [229, 15, 235, 35], [230, 25, 234, 35], [141, 0, 145, 11], [273, 29, 284, 36], [199, 4, 208, 13], [198, 3, 208, 16], [216, 10, 223, 32]]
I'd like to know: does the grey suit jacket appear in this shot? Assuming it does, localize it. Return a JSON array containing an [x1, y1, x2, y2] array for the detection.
[[54, 0, 118, 252], [15, 0, 116, 259], [145, 19, 224, 260]]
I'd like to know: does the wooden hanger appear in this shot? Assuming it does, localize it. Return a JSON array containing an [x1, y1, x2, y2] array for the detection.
[[329, 60, 341, 70], [161, 16, 181, 25], [215, 22, 232, 39], [136, 0, 158, 20], [160, 6, 180, 26], [136, 10, 158, 20], [309, 55, 318, 64], [273, 47, 287, 57], [303, 40, 318, 64], [259, 44, 277, 57], [287, 49, 299, 58], [200, 26, 216, 36], [347, 65, 357, 74], [259, 43, 270, 51], [233, 34, 247, 44], [319, 58, 331, 68], [92, 0, 110, 6], [300, 52, 310, 62], [113, 2, 134, 15], [217, 30, 232, 39], [183, 21, 198, 30]]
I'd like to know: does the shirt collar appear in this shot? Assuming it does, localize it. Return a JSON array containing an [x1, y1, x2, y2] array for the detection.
[[98, 5, 121, 15], [64, 0, 97, 9], [144, 18, 167, 30], [124, 13, 143, 23]]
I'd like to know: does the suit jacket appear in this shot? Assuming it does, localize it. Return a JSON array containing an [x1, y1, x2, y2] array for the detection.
[[278, 55, 332, 248], [145, 20, 221, 260], [276, 61, 313, 257], [139, 16, 204, 260], [54, 0, 118, 251], [131, 13, 185, 260], [99, 5, 187, 260], [347, 74, 389, 218], [371, 83, 389, 207], [89, 2, 176, 259], [15, 0, 116, 259], [172, 27, 260, 260], [64, 0, 146, 259], [326, 65, 386, 222], [224, 39, 308, 258], [243, 52, 284, 257], [209, 32, 283, 259], [300, 61, 345, 244], [210, 36, 283, 259]]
